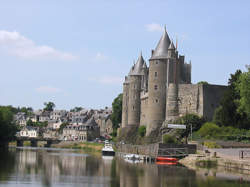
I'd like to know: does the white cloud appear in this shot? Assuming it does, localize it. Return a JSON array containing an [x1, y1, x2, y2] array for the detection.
[[36, 86, 63, 94], [94, 52, 108, 62], [89, 76, 123, 85], [145, 23, 164, 32], [0, 30, 77, 60]]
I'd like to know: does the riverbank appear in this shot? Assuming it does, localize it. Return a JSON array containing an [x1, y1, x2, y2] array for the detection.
[[179, 151, 250, 175], [8, 141, 104, 153]]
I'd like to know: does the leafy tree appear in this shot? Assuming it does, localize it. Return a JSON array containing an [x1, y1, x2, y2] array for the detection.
[[70, 107, 83, 112], [19, 107, 33, 115], [26, 119, 34, 126], [213, 69, 250, 129], [0, 106, 18, 142], [163, 134, 177, 144], [43, 102, 55, 112], [174, 113, 206, 139], [197, 81, 209, 85], [198, 122, 221, 139], [111, 93, 123, 129], [58, 122, 68, 134], [138, 126, 146, 137], [237, 70, 250, 116]]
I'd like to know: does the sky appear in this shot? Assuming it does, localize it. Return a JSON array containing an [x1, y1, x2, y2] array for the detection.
[[0, 0, 250, 110]]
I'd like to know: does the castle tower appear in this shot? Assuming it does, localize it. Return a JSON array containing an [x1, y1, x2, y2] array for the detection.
[[121, 76, 129, 128], [146, 27, 171, 135], [165, 41, 179, 122], [127, 54, 145, 126]]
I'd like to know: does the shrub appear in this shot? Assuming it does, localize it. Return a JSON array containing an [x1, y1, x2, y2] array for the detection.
[[175, 113, 206, 138], [138, 126, 146, 137], [203, 141, 221, 148], [163, 134, 177, 144], [198, 122, 221, 139]]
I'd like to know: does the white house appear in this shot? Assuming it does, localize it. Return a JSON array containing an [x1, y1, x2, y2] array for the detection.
[[19, 126, 38, 138]]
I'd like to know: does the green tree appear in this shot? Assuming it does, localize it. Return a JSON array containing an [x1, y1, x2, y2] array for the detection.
[[163, 134, 177, 144], [198, 122, 221, 139], [237, 70, 250, 116], [58, 122, 68, 134], [70, 107, 83, 112], [138, 126, 146, 137], [43, 102, 55, 112], [175, 113, 206, 139], [26, 119, 34, 126], [0, 106, 18, 143], [111, 93, 123, 129], [213, 69, 250, 129], [197, 81, 209, 85]]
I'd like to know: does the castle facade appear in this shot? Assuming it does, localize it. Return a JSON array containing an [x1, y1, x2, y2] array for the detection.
[[122, 27, 227, 136]]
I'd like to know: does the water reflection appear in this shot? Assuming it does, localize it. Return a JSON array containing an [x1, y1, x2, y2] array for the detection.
[[0, 147, 250, 187]]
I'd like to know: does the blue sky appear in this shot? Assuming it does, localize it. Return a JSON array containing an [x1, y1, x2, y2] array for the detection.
[[0, 0, 250, 110]]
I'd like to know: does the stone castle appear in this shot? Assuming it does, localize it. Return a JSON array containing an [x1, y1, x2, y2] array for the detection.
[[121, 26, 227, 136]]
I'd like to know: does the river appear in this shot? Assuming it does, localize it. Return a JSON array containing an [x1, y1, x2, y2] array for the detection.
[[0, 147, 249, 187]]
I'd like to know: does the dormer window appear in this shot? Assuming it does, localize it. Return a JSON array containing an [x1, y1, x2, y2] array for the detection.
[[154, 85, 158, 90]]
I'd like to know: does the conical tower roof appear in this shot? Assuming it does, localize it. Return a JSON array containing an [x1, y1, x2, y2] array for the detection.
[[168, 40, 175, 50], [130, 53, 145, 76], [151, 26, 171, 59]]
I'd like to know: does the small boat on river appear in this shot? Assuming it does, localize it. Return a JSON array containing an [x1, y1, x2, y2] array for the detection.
[[156, 157, 178, 162], [102, 140, 115, 156]]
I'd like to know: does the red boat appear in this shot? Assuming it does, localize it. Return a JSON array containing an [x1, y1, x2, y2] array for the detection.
[[156, 157, 178, 162], [156, 161, 177, 165]]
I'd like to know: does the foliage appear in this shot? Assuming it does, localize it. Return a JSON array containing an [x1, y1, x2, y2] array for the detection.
[[70, 107, 83, 112], [197, 122, 221, 139], [237, 70, 250, 116], [138, 126, 146, 137], [174, 113, 206, 138], [43, 102, 55, 112], [213, 69, 250, 129], [203, 141, 221, 148], [197, 81, 209, 85], [58, 122, 68, 134], [0, 106, 18, 142], [111, 93, 122, 129], [163, 134, 177, 144]]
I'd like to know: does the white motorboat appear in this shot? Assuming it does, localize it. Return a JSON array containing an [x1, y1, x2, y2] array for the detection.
[[102, 140, 115, 156]]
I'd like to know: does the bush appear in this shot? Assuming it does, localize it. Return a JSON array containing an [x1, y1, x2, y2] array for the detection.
[[203, 141, 221, 148], [138, 126, 146, 137], [175, 113, 206, 138], [198, 122, 221, 139], [163, 134, 177, 144]]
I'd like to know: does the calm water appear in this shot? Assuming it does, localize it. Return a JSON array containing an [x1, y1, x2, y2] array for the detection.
[[0, 147, 249, 187]]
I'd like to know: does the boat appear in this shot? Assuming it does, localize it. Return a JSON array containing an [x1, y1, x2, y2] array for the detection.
[[102, 140, 115, 156], [124, 154, 140, 160], [156, 161, 178, 165], [156, 157, 178, 162]]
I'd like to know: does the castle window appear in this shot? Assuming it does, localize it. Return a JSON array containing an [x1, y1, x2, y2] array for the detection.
[[154, 85, 158, 90], [155, 99, 159, 103], [134, 85, 136, 89], [156, 61, 158, 64], [132, 106, 135, 110], [154, 72, 158, 77]]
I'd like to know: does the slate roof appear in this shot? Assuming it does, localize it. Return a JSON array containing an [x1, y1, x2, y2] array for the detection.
[[151, 26, 171, 59]]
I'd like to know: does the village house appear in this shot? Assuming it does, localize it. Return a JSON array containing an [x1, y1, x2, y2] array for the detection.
[[62, 117, 100, 141], [19, 126, 38, 138]]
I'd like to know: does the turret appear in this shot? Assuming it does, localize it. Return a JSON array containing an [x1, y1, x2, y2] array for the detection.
[[147, 26, 171, 135], [165, 83, 179, 122], [121, 76, 129, 128], [127, 54, 145, 126]]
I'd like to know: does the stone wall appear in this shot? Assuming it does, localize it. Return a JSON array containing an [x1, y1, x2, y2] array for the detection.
[[178, 84, 203, 117], [202, 84, 228, 120], [177, 84, 227, 121]]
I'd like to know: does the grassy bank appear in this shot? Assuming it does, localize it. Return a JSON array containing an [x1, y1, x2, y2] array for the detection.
[[51, 141, 104, 153]]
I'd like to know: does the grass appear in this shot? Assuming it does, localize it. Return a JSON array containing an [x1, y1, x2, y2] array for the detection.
[[51, 142, 104, 153]]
